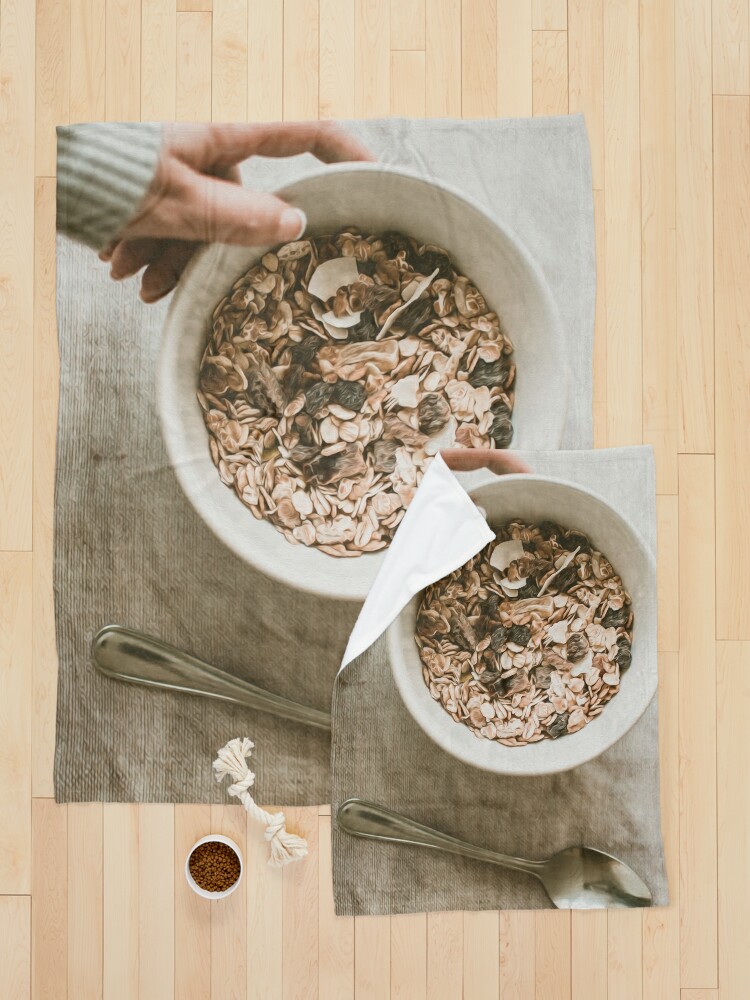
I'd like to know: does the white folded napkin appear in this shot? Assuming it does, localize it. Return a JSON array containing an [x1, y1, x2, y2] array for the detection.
[[340, 454, 494, 669]]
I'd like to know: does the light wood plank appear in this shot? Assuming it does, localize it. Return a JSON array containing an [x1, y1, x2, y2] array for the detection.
[[572, 912, 606, 1000], [354, 915, 390, 999], [174, 805, 210, 1000], [680, 992, 719, 1000], [426, 912, 463, 999], [425, 0, 461, 117], [391, 0, 425, 50], [212, 0, 248, 121], [176, 12, 213, 121], [657, 496, 679, 653], [32, 177, 59, 799], [138, 806, 174, 1000], [535, 911, 570, 1000], [103, 805, 139, 1000], [717, 641, 750, 1000], [462, 0, 497, 117], [675, 0, 714, 452], [210, 804, 247, 1000], [35, 0, 70, 175], [68, 804, 103, 1000], [283, 0, 319, 120], [713, 0, 750, 95], [0, 897, 31, 1000], [355, 0, 390, 117], [496, 0, 532, 117], [178, 0, 213, 10], [247, 0, 283, 120], [141, 0, 176, 120], [640, 0, 677, 494], [532, 30, 568, 116], [463, 911, 499, 1000], [678, 454, 717, 988], [32, 800, 68, 1000], [391, 51, 426, 116], [70, 0, 106, 121], [0, 553, 32, 894], [0, 0, 34, 549], [592, 189, 607, 447], [608, 910, 643, 1000], [105, 0, 141, 121], [248, 804, 283, 1000], [643, 652, 680, 1000], [318, 815, 353, 1000], [391, 914, 426, 1000], [533, 0, 566, 31], [569, 0, 604, 189], [320, 0, 355, 119], [499, 911, 535, 999], [714, 95, 750, 640], [603, 0, 642, 445], [282, 807, 319, 1000]]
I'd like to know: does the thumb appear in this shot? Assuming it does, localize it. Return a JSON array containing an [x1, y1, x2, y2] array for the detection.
[[167, 173, 307, 246]]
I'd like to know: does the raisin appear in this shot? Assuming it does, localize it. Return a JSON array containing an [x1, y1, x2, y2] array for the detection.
[[507, 624, 531, 647], [566, 633, 589, 662], [532, 664, 555, 690], [602, 606, 629, 629], [413, 249, 452, 279], [552, 564, 579, 593], [489, 412, 514, 448], [615, 637, 632, 671], [481, 594, 501, 618], [560, 529, 591, 554], [449, 609, 477, 651], [417, 393, 451, 435], [380, 231, 411, 258], [303, 380, 335, 415], [517, 580, 540, 599], [357, 259, 377, 277], [369, 439, 399, 474], [546, 712, 569, 739], [332, 379, 366, 412], [489, 626, 508, 651], [290, 334, 321, 367], [469, 358, 510, 389], [348, 310, 379, 342], [398, 296, 435, 333], [537, 521, 561, 540]]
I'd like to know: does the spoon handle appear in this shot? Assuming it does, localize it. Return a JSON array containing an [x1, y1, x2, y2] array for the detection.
[[92, 625, 332, 732], [336, 799, 541, 876]]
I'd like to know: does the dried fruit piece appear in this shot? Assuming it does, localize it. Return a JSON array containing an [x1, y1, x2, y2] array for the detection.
[[602, 606, 629, 629], [303, 443, 367, 486], [469, 358, 509, 388], [507, 624, 531, 647], [546, 712, 570, 739], [566, 632, 589, 662], [331, 380, 366, 412], [303, 380, 335, 415], [489, 626, 508, 651]]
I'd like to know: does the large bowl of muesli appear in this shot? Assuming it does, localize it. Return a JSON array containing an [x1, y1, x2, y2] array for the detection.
[[159, 164, 568, 599], [388, 475, 657, 775]]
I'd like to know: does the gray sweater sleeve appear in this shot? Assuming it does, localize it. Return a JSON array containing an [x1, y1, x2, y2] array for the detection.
[[56, 123, 164, 249]]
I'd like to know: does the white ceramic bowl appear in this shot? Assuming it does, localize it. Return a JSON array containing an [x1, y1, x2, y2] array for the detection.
[[159, 164, 569, 601], [185, 834, 244, 900], [388, 475, 657, 775]]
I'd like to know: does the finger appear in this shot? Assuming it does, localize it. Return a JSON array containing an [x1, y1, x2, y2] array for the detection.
[[440, 448, 532, 476], [136, 176, 308, 246], [98, 240, 119, 263], [139, 240, 198, 303], [167, 121, 375, 171], [109, 238, 165, 279]]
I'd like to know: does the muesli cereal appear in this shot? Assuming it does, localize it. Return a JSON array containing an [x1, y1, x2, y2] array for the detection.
[[415, 521, 633, 745], [198, 230, 516, 557]]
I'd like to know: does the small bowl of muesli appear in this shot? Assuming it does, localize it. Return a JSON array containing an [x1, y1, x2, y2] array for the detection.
[[159, 164, 568, 599], [387, 475, 657, 775]]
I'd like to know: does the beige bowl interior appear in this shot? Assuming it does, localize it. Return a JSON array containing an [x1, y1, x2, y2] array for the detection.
[[387, 475, 657, 776], [159, 164, 569, 600]]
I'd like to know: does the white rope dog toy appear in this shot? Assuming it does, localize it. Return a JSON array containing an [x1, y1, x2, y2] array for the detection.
[[213, 737, 308, 867]]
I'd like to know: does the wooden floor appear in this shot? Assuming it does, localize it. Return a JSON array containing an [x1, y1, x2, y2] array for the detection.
[[1, 0, 748, 996]]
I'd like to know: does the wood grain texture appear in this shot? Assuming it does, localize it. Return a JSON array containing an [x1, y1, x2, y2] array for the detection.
[[6, 2, 750, 996], [210, 804, 247, 1000], [713, 96, 750, 640]]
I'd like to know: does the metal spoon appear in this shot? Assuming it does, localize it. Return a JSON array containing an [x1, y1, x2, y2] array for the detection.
[[336, 799, 652, 908], [91, 625, 331, 731]]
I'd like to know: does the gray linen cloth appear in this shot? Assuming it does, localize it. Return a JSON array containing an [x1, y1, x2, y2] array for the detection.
[[54, 115, 594, 803], [331, 447, 668, 913]]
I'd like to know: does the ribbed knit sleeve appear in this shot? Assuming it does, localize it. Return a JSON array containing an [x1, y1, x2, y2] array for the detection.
[[56, 123, 164, 249]]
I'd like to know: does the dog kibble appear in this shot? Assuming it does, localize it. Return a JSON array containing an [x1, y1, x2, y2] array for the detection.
[[188, 841, 241, 893]]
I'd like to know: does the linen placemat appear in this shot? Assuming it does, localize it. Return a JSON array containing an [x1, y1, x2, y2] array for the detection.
[[331, 446, 669, 913], [54, 114, 595, 803]]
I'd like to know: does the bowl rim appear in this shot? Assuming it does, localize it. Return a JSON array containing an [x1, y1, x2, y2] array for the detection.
[[158, 163, 569, 599], [387, 472, 657, 776]]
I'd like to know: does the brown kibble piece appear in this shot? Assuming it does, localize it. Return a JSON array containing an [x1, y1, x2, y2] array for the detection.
[[188, 841, 241, 893]]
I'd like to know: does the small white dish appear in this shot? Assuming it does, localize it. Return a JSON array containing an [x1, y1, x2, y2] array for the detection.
[[159, 163, 569, 601], [185, 834, 244, 900], [388, 474, 657, 776]]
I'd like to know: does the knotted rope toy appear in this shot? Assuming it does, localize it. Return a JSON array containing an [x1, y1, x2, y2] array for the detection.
[[213, 737, 308, 867]]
